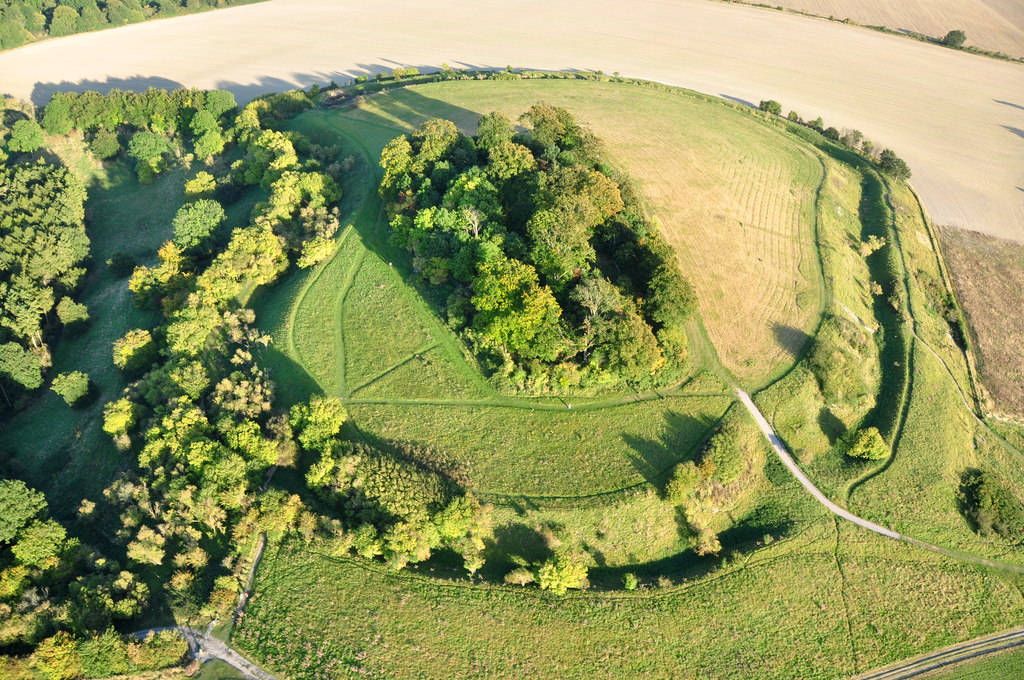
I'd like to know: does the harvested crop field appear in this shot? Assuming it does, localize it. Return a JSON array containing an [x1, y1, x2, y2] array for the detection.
[[0, 0, 1021, 248], [938, 226, 1024, 418], [744, 0, 1024, 58]]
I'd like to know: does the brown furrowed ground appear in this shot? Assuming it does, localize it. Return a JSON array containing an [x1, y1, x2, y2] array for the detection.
[[738, 0, 1024, 58], [938, 226, 1024, 418]]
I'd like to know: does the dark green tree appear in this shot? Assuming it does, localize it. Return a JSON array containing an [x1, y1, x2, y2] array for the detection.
[[172, 199, 225, 250], [8, 119, 44, 152], [942, 30, 966, 48]]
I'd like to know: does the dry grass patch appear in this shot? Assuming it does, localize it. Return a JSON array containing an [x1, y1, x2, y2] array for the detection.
[[938, 226, 1024, 418]]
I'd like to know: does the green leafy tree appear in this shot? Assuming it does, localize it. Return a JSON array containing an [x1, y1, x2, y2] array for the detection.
[[112, 328, 157, 374], [471, 256, 563, 359], [51, 370, 90, 406], [289, 395, 347, 451], [12, 519, 68, 567], [30, 631, 82, 680], [8, 119, 44, 152], [89, 129, 120, 159], [475, 111, 515, 150], [0, 478, 46, 543], [846, 427, 889, 460], [758, 99, 782, 115], [0, 342, 43, 389], [48, 5, 79, 37], [172, 199, 225, 250], [56, 297, 89, 326], [128, 131, 171, 162], [184, 171, 217, 196], [536, 553, 588, 595], [878, 149, 912, 180], [942, 30, 966, 48]]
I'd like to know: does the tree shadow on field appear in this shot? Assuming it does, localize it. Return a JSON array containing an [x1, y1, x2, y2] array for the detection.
[[622, 410, 717, 492], [994, 100, 1024, 112], [772, 322, 812, 357], [1001, 125, 1024, 140], [29, 75, 185, 106], [719, 93, 755, 108]]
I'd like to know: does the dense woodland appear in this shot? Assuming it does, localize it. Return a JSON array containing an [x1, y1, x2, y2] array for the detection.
[[0, 86, 495, 677], [380, 105, 696, 391], [0, 0, 254, 51]]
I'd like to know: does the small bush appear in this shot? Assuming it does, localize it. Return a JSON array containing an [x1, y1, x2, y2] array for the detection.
[[89, 129, 120, 159], [51, 371, 90, 406], [846, 427, 888, 460], [56, 298, 89, 326], [758, 100, 782, 115]]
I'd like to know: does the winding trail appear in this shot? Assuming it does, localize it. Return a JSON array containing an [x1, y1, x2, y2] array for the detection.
[[737, 387, 1024, 574]]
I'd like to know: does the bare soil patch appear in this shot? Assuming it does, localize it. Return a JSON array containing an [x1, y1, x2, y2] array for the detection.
[[939, 226, 1024, 417]]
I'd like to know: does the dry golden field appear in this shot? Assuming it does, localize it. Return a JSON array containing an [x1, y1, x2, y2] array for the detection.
[[748, 0, 1024, 57], [938, 226, 1024, 418]]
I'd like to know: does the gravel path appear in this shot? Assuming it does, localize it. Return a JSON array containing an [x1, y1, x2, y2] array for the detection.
[[132, 626, 278, 680]]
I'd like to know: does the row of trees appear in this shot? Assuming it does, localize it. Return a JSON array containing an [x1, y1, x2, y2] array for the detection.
[[380, 105, 697, 392], [0, 159, 90, 411], [0, 0, 252, 51], [757, 99, 912, 180]]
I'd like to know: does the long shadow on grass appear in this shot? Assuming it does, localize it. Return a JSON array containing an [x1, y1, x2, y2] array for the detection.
[[622, 411, 716, 492]]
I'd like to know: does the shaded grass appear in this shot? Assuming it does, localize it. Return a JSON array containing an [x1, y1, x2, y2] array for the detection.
[[348, 395, 732, 496], [0, 138, 183, 516]]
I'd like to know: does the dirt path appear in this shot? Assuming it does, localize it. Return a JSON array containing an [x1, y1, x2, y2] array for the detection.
[[853, 626, 1024, 679], [132, 626, 279, 680], [0, 0, 1020, 243], [737, 388, 1024, 575]]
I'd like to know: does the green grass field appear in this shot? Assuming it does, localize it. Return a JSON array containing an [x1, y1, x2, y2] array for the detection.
[[232, 76, 1024, 680]]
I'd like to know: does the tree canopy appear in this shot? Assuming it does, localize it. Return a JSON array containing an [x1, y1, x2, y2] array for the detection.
[[379, 105, 697, 392]]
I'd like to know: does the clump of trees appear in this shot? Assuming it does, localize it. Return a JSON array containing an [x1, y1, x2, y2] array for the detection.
[[304, 425, 493, 573], [0, 0, 255, 52], [942, 30, 967, 49], [761, 100, 912, 180], [666, 412, 764, 555], [379, 105, 697, 392], [0, 161, 89, 409], [958, 469, 1024, 541]]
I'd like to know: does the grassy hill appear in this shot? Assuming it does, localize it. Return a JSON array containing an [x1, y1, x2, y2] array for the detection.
[[230, 76, 1024, 679]]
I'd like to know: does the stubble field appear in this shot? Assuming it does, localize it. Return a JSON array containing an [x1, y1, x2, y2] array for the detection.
[[743, 0, 1024, 57]]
